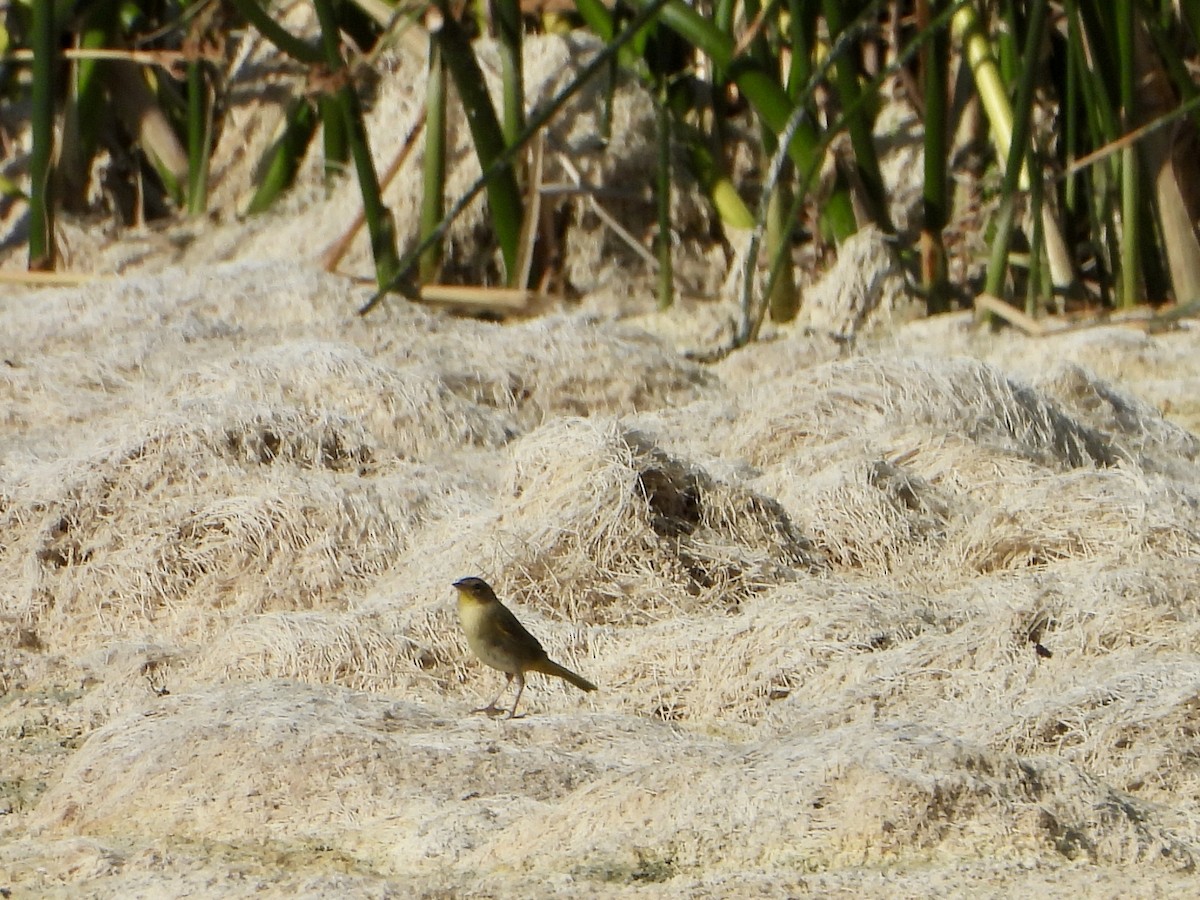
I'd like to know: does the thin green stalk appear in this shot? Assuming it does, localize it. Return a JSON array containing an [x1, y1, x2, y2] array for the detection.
[[713, 0, 736, 46], [956, 4, 1024, 187], [319, 95, 349, 185], [1026, 144, 1045, 314], [29, 0, 55, 269], [997, 0, 1018, 86], [420, 36, 447, 283], [1116, 0, 1139, 307], [62, 1, 114, 207], [492, 0, 524, 145], [765, 169, 798, 322], [471, 0, 488, 37], [822, 0, 892, 232], [786, 0, 819, 97], [246, 99, 319, 215], [186, 59, 211, 215], [315, 0, 352, 149], [1075, 2, 1120, 141], [1090, 173, 1115, 309], [921, 0, 951, 314], [983, 0, 1050, 303], [742, 0, 797, 321], [1072, 2, 1122, 305], [435, 0, 523, 283], [1063, 0, 1080, 217], [225, 0, 324, 63], [314, 0, 400, 288], [783, 0, 855, 245]]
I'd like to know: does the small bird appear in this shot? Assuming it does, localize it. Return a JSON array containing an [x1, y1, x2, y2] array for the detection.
[[453, 576, 597, 719]]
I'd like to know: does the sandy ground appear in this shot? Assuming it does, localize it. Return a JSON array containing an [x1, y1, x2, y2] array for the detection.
[[4, 28, 1200, 900]]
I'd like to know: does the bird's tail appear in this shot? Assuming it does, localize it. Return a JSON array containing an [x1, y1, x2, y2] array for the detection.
[[532, 658, 598, 693]]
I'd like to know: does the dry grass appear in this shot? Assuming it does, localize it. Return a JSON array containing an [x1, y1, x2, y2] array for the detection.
[[4, 259, 1200, 895]]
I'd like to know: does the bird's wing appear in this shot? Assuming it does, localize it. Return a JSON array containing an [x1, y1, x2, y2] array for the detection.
[[491, 604, 546, 658]]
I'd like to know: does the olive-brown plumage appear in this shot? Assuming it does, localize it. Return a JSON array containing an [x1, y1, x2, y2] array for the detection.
[[453, 576, 597, 719]]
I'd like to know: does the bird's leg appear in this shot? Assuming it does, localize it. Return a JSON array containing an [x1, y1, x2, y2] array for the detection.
[[474, 673, 513, 716], [505, 672, 527, 720]]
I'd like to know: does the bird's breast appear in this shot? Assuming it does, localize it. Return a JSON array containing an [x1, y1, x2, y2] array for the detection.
[[458, 597, 522, 672]]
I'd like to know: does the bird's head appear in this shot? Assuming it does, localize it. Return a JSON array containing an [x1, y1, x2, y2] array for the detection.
[[453, 576, 499, 604]]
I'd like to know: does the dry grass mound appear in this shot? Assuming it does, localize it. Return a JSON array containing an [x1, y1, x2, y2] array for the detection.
[[6, 184, 1200, 897], [490, 417, 821, 622], [478, 723, 1196, 879], [24, 684, 1198, 895]]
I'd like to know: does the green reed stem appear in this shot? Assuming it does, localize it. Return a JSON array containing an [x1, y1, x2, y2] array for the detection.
[[29, 0, 55, 269]]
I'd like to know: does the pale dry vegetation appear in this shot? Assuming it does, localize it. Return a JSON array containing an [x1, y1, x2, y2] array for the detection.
[[3, 255, 1200, 897]]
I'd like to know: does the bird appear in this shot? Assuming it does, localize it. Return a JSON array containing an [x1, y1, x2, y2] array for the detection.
[[453, 576, 597, 719]]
